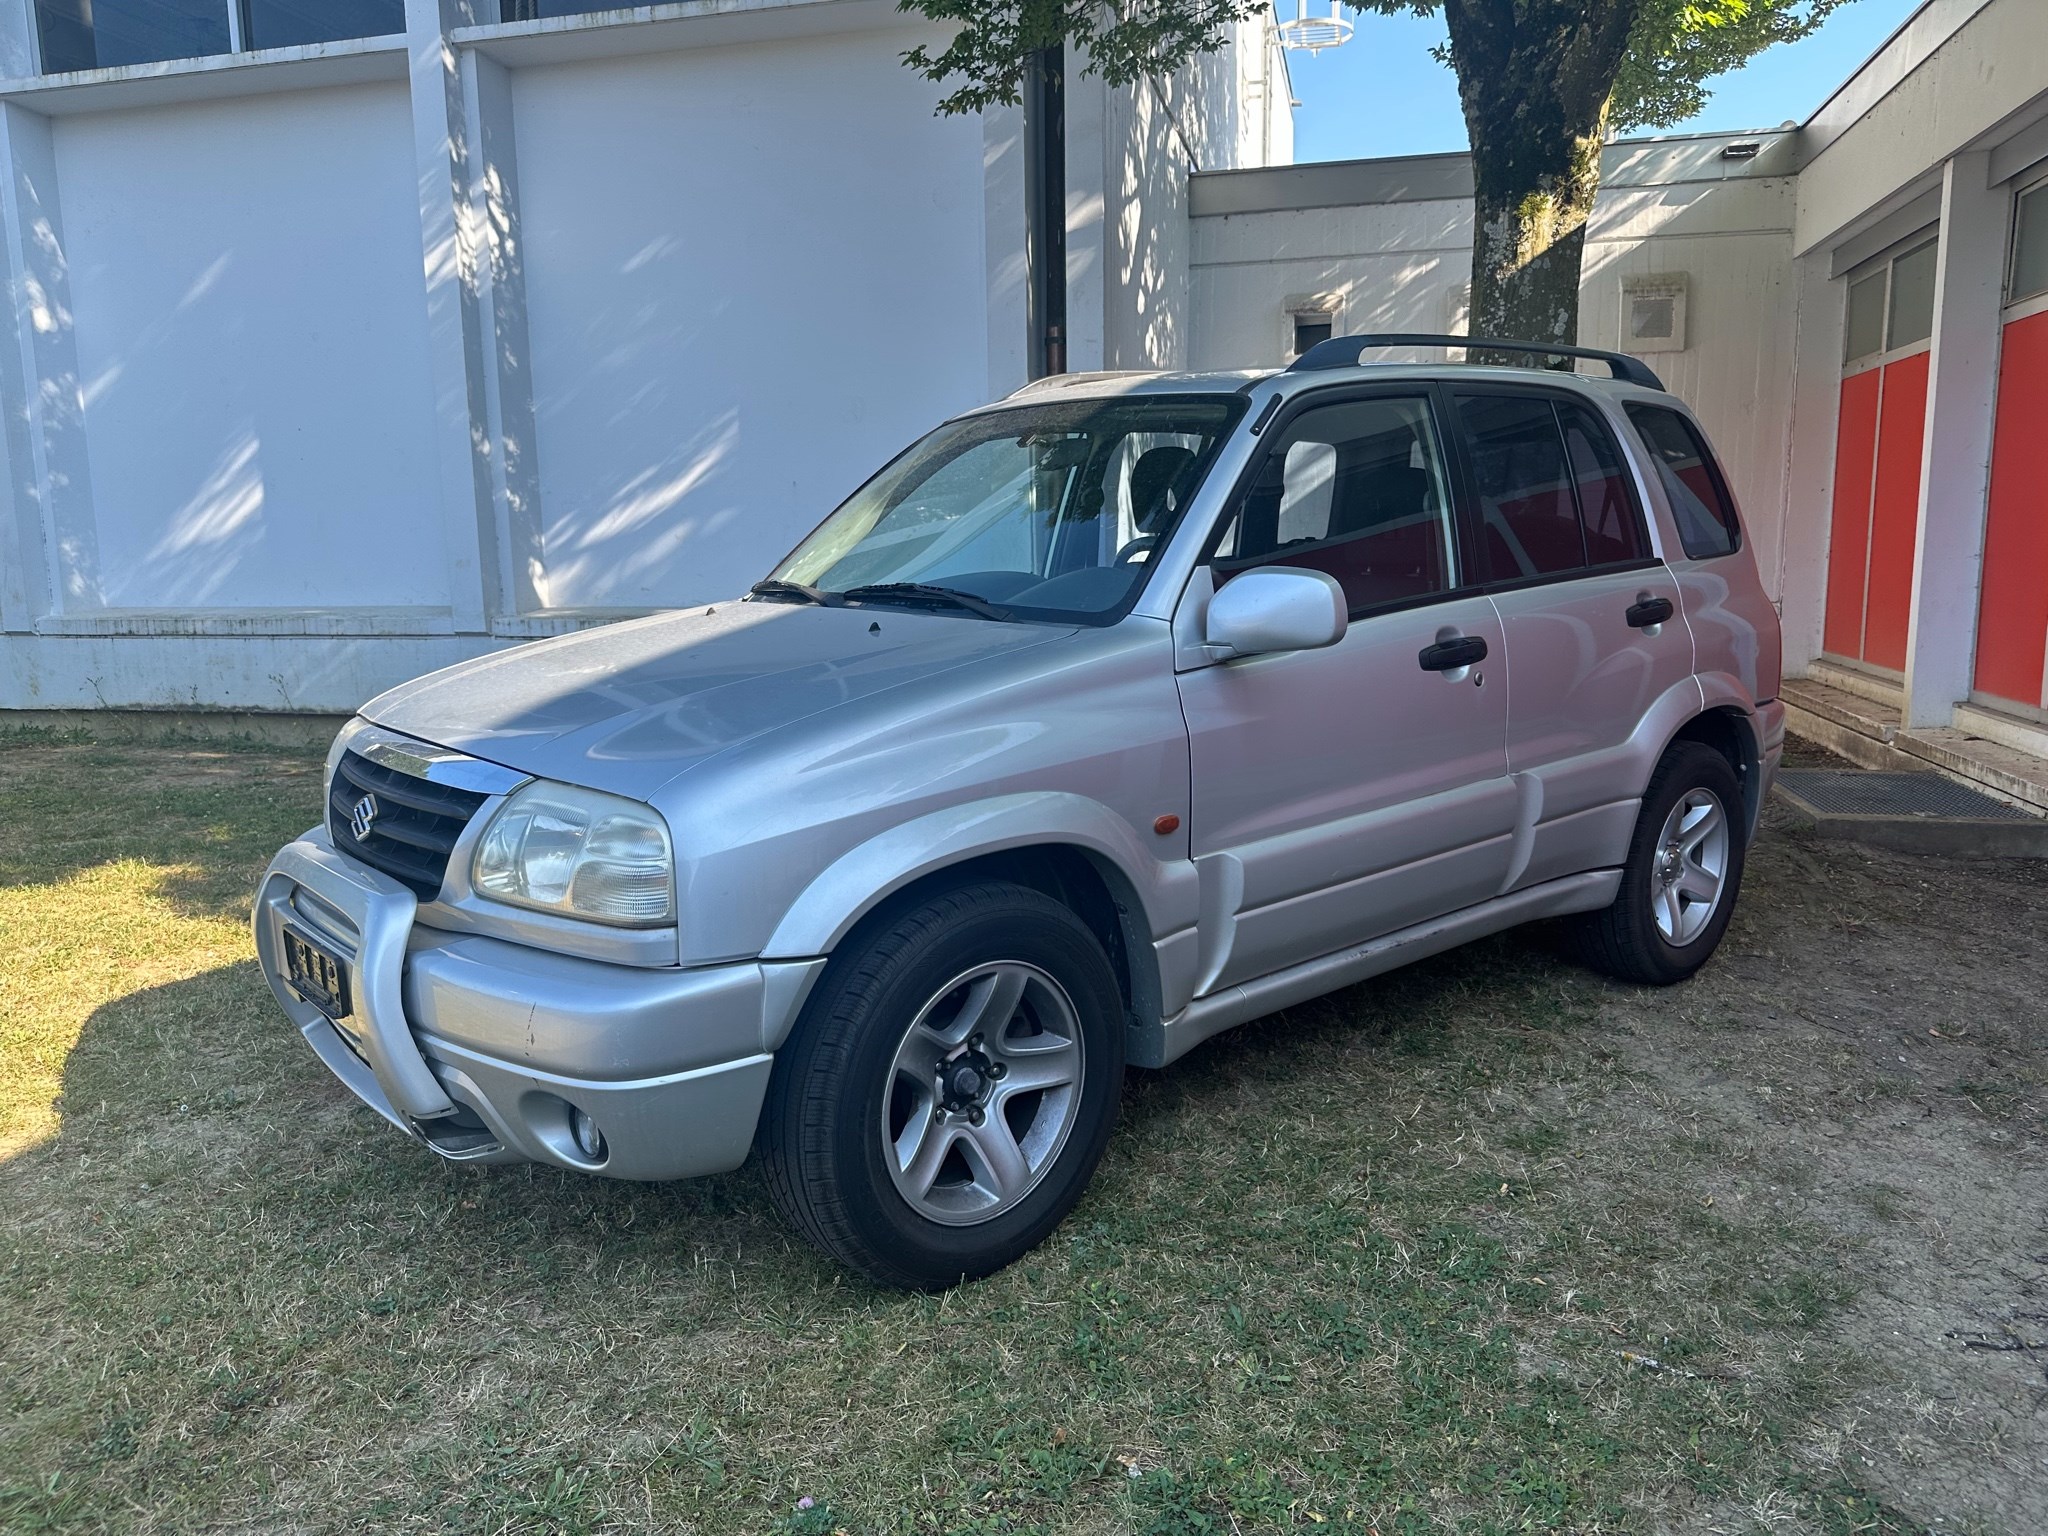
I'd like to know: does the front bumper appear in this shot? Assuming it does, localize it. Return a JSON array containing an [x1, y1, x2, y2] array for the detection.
[[253, 829, 822, 1181]]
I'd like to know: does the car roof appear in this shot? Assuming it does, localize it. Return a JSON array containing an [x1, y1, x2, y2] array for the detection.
[[976, 362, 1677, 413]]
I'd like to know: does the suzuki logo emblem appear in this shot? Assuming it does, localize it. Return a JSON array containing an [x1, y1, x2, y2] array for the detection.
[[349, 793, 380, 842]]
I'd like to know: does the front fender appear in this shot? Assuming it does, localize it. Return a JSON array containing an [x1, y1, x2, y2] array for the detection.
[[761, 792, 1199, 961]]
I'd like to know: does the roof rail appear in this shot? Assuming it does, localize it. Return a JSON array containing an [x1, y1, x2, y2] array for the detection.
[[1288, 332, 1665, 391]]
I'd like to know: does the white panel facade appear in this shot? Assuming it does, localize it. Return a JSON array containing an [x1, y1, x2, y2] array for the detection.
[[0, 5, 1288, 712], [53, 82, 445, 612], [512, 26, 989, 611]]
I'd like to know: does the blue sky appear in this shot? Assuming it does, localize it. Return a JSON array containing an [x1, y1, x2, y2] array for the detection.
[[1287, 0, 1928, 163]]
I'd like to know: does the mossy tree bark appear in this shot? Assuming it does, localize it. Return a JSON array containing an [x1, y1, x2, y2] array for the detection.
[[1444, 0, 1643, 350]]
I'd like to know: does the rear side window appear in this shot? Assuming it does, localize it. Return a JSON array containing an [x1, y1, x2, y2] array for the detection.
[[1625, 404, 1742, 559], [1456, 393, 1588, 580], [1557, 400, 1650, 566]]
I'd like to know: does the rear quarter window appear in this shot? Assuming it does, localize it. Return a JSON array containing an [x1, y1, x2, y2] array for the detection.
[[1625, 404, 1742, 560]]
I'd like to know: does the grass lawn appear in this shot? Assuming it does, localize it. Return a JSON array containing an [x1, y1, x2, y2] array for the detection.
[[2, 734, 2041, 1534]]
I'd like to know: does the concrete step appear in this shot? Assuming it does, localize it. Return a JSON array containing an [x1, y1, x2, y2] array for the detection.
[[1781, 678, 2048, 817], [1894, 726, 2048, 815], [1781, 677, 1902, 771], [1953, 700, 2048, 761], [1804, 658, 1906, 710]]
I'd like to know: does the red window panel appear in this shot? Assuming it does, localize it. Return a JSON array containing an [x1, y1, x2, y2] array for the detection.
[[1823, 369, 1882, 659], [1862, 352, 1930, 671], [1975, 308, 2048, 709]]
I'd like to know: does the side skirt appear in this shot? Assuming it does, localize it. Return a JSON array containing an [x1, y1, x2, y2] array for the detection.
[[1135, 869, 1621, 1069]]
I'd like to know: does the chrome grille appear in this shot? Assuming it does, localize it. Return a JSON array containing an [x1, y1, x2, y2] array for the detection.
[[327, 749, 490, 901]]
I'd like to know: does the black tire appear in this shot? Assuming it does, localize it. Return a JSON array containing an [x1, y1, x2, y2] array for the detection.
[[1565, 741, 1748, 986], [758, 880, 1125, 1289]]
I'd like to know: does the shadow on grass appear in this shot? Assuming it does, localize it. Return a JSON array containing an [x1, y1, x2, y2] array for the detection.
[[0, 742, 324, 919]]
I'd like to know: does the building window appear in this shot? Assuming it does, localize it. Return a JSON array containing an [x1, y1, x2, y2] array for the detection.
[[1886, 238, 1939, 350], [501, 0, 623, 17], [33, 0, 401, 73], [1843, 233, 1941, 365], [241, 0, 406, 50], [1844, 270, 1887, 364], [2011, 178, 2048, 307], [34, 0, 229, 73], [1282, 293, 1342, 362], [1292, 314, 1334, 355]]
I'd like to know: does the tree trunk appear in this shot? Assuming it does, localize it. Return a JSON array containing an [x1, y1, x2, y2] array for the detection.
[[1443, 0, 1642, 352]]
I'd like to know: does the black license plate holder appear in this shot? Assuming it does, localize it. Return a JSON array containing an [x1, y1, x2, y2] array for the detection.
[[282, 922, 353, 1022]]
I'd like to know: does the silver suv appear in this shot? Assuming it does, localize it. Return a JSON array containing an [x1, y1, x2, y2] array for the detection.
[[255, 335, 1784, 1289]]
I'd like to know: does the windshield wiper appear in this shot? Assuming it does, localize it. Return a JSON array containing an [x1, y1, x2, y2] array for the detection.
[[840, 583, 1016, 622], [748, 579, 843, 608]]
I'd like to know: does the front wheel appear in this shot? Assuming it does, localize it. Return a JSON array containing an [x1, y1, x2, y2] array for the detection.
[[758, 881, 1125, 1289], [1566, 741, 1747, 986]]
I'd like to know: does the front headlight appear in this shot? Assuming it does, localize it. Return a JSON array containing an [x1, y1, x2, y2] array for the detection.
[[471, 781, 675, 928]]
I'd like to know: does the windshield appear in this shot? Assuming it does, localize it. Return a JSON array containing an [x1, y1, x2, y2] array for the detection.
[[768, 394, 1245, 623]]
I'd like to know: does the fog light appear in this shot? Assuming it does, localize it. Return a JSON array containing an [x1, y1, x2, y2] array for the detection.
[[570, 1106, 607, 1162]]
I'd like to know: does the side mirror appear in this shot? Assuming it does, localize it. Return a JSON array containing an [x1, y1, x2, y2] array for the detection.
[[1203, 568, 1347, 658]]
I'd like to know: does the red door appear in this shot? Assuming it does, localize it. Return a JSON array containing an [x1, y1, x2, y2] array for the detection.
[[1974, 307, 2048, 710], [1822, 352, 1929, 670]]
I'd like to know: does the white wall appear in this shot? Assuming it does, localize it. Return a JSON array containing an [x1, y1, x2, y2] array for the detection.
[[1579, 174, 1800, 597], [1093, 14, 1292, 372], [1189, 196, 1471, 368], [511, 27, 990, 611], [54, 82, 445, 611], [0, 4, 1288, 712]]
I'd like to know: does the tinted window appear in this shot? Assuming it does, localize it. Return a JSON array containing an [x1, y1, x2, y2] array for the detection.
[[1457, 393, 1586, 580], [1212, 395, 1457, 613], [243, 0, 405, 47], [2013, 181, 2048, 305], [502, 0, 627, 16], [1556, 400, 1649, 567], [1886, 238, 1938, 350], [1626, 405, 1742, 560], [1845, 270, 1887, 363], [35, 0, 227, 71]]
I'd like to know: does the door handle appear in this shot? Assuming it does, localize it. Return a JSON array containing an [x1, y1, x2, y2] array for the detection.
[[1418, 634, 1488, 672], [1625, 596, 1675, 630]]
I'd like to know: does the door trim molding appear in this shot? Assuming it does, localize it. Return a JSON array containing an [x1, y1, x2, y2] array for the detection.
[[1146, 868, 1622, 1068]]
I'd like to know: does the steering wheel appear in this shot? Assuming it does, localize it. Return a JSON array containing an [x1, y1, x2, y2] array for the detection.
[[1114, 534, 1160, 566]]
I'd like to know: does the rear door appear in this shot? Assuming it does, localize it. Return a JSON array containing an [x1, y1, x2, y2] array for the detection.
[[1176, 387, 1517, 993], [1447, 387, 1693, 890]]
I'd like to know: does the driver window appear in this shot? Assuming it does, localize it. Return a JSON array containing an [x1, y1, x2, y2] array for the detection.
[[1212, 395, 1457, 612]]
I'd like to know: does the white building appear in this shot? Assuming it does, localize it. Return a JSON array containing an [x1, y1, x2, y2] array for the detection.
[[0, 0, 1289, 714]]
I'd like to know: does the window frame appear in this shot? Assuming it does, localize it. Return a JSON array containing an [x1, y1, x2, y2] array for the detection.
[[1197, 381, 1482, 624], [1622, 401, 1745, 562], [1436, 380, 1662, 597], [30, 0, 406, 74], [1841, 229, 1942, 373], [2006, 169, 2048, 318]]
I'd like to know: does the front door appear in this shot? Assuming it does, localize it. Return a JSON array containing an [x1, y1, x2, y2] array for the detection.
[[1176, 389, 1516, 995]]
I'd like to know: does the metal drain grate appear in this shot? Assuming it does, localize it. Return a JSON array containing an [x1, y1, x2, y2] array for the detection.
[[1778, 769, 2034, 821]]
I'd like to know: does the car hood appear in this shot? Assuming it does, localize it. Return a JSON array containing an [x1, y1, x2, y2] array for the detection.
[[360, 601, 1076, 800]]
